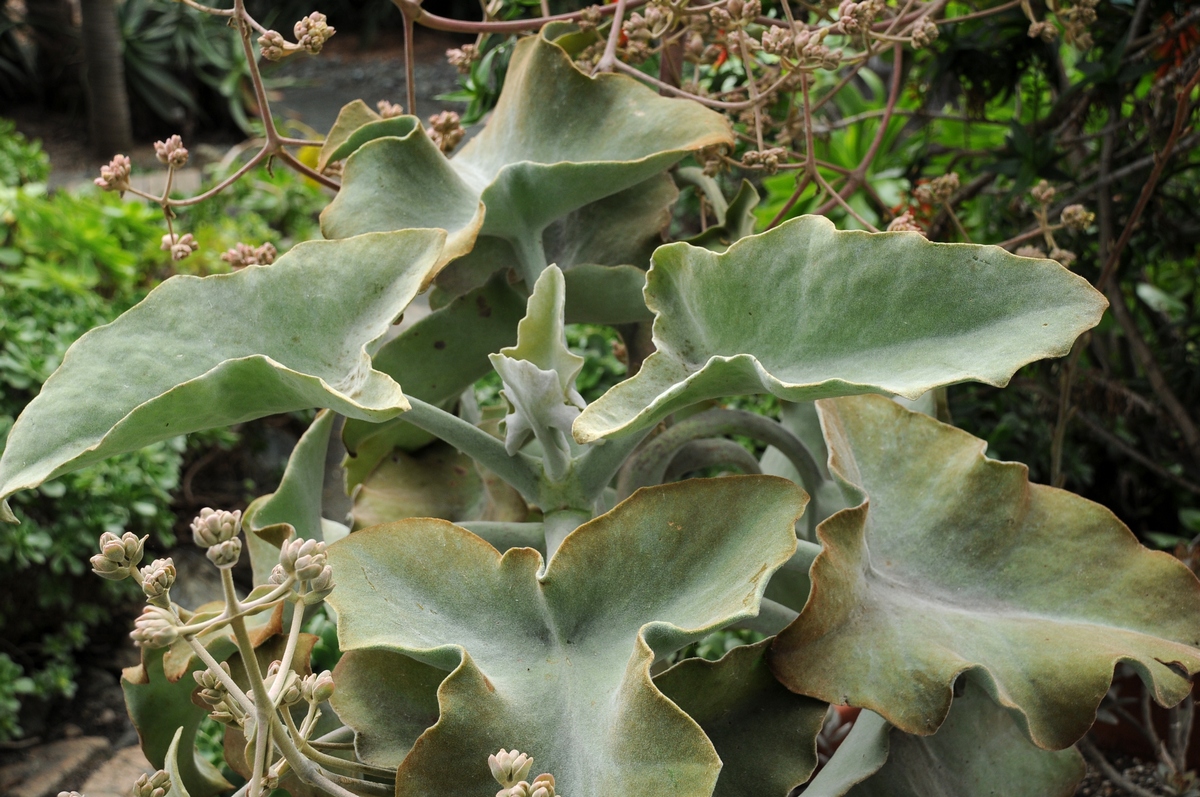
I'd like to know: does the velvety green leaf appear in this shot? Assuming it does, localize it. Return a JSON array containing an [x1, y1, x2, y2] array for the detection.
[[573, 216, 1108, 443], [318, 100, 413, 172], [434, 173, 677, 303], [0, 230, 445, 506], [244, 411, 336, 586], [123, 642, 236, 797], [655, 639, 826, 797], [327, 476, 804, 797], [684, 179, 760, 252], [563, 265, 653, 324], [164, 728, 192, 797], [800, 711, 890, 797], [837, 682, 1083, 797], [330, 649, 445, 768], [351, 440, 527, 530], [322, 30, 730, 287], [769, 395, 1200, 750], [318, 118, 484, 269]]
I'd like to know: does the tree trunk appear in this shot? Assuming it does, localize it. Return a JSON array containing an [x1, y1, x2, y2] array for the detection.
[[26, 0, 81, 102], [78, 0, 132, 157]]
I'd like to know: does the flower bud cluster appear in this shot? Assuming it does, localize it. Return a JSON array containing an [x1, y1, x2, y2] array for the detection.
[[194, 662, 243, 725], [913, 172, 959, 205], [265, 660, 303, 706], [1015, 245, 1046, 259], [427, 111, 465, 155], [192, 508, 242, 548], [710, 0, 760, 30], [1060, 204, 1094, 232], [161, 233, 198, 262], [1061, 0, 1098, 49], [501, 773, 559, 797], [489, 750, 562, 797], [1027, 21, 1058, 42], [886, 212, 924, 234], [191, 508, 243, 569], [295, 12, 336, 54], [206, 538, 242, 569], [301, 669, 336, 703], [272, 537, 335, 600], [446, 44, 480, 74], [377, 99, 405, 118], [1030, 179, 1055, 205], [489, 749, 534, 789], [91, 531, 147, 581], [132, 606, 178, 649], [764, 27, 842, 69], [577, 5, 602, 31], [834, 0, 883, 35], [140, 557, 176, 606], [697, 144, 729, 177], [1049, 247, 1077, 267], [910, 16, 939, 49], [220, 241, 278, 268], [259, 30, 288, 61], [154, 135, 189, 168], [95, 154, 131, 194], [741, 147, 787, 175], [133, 770, 170, 797]]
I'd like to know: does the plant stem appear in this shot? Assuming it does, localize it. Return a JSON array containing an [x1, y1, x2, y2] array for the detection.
[[267, 595, 306, 704], [595, 0, 628, 73], [574, 424, 655, 504], [222, 569, 270, 797], [401, 397, 542, 502]]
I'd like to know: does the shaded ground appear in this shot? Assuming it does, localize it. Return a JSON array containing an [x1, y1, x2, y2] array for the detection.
[[8, 28, 471, 189]]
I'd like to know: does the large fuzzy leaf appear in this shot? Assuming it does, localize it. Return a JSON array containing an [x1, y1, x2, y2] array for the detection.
[[573, 216, 1107, 443], [433, 173, 677, 303], [0, 230, 445, 512], [655, 640, 827, 797], [769, 395, 1200, 750], [327, 476, 804, 797], [244, 411, 345, 586], [123, 646, 233, 797], [805, 682, 1083, 797], [321, 29, 729, 287]]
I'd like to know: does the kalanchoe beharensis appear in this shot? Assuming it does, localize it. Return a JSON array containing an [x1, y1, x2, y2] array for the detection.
[[154, 135, 189, 168], [131, 605, 178, 649], [90, 531, 147, 581], [206, 536, 242, 569], [94, 154, 131, 194], [160, 232, 198, 262], [140, 557, 176, 606], [276, 537, 334, 600], [265, 659, 304, 706], [191, 507, 242, 548], [300, 669, 335, 703], [220, 241, 278, 268], [133, 769, 171, 797], [489, 748, 534, 789]]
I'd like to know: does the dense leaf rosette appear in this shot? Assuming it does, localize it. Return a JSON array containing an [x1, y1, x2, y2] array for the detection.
[[573, 216, 1108, 443], [0, 229, 446, 513], [769, 395, 1200, 749], [654, 639, 827, 797], [320, 29, 731, 286], [326, 476, 804, 797], [804, 682, 1083, 797]]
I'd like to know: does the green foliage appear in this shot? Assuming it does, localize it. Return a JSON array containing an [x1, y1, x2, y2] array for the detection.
[[0, 121, 48, 188], [5, 6, 1200, 797]]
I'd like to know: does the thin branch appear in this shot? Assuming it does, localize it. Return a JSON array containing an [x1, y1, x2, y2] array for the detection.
[[402, 0, 649, 33], [1078, 736, 1162, 797]]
